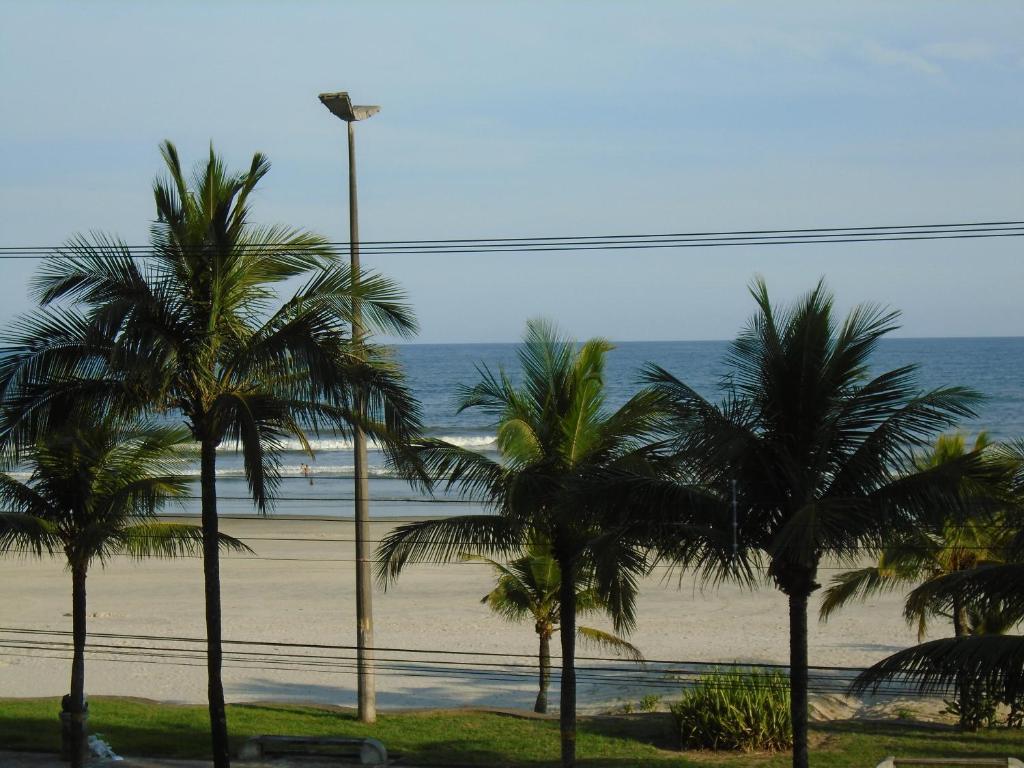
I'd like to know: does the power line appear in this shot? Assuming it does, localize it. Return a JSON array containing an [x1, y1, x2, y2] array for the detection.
[[0, 546, 957, 570], [3, 218, 1021, 251], [3, 220, 1022, 250], [0, 625, 945, 703], [16, 529, 1011, 553], [0, 648, 915, 696], [0, 628, 941, 697], [1, 646, 917, 696], [0, 220, 1021, 259], [0, 626, 914, 674]]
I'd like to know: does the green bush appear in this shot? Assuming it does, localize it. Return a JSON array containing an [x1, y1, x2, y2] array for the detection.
[[942, 674, 1024, 731], [638, 694, 661, 713], [669, 668, 792, 752]]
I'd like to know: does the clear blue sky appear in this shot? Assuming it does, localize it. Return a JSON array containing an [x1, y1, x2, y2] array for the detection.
[[1, 1, 1021, 342]]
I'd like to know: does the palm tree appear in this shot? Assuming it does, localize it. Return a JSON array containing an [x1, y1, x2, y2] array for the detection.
[[820, 433, 1012, 642], [0, 142, 423, 767], [853, 440, 1024, 724], [642, 278, 985, 768], [376, 319, 665, 768], [470, 541, 642, 714], [0, 415, 247, 768]]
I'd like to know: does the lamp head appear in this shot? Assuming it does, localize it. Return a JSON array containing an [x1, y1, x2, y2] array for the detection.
[[318, 91, 380, 122]]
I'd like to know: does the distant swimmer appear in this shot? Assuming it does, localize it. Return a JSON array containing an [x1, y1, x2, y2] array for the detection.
[[301, 463, 314, 485]]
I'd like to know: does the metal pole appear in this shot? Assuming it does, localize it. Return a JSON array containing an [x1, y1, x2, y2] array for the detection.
[[347, 119, 376, 724]]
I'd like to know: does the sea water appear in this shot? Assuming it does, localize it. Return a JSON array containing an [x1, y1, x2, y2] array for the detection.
[[196, 337, 1024, 519]]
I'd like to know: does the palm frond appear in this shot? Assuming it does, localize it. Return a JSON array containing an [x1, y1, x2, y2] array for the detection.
[[415, 440, 507, 501], [0, 307, 124, 442], [904, 564, 1024, 623], [819, 566, 918, 622], [465, 553, 538, 622], [31, 232, 153, 311], [213, 391, 287, 512], [286, 263, 418, 338], [828, 383, 983, 499], [375, 515, 526, 587], [0, 472, 54, 520], [118, 522, 252, 559], [852, 635, 1024, 698], [865, 452, 1002, 538], [0, 512, 60, 556], [576, 626, 644, 662], [584, 534, 648, 634]]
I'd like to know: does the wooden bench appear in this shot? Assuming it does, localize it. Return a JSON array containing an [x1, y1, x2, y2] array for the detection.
[[239, 735, 388, 765], [876, 758, 1023, 768]]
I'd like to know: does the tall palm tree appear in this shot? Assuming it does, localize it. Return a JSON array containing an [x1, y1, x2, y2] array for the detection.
[[470, 541, 642, 714], [0, 415, 246, 768], [820, 433, 1012, 642], [376, 319, 665, 768], [0, 142, 422, 767], [642, 279, 985, 768], [853, 440, 1024, 722]]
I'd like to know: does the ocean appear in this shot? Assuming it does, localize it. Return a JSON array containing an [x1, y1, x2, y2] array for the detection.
[[199, 337, 1024, 520]]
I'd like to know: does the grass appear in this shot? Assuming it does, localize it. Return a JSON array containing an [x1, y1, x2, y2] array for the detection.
[[1, 697, 1024, 766]]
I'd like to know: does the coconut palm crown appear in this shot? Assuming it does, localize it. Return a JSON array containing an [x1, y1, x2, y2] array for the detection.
[[0, 141, 423, 768], [376, 318, 666, 768], [640, 278, 988, 768]]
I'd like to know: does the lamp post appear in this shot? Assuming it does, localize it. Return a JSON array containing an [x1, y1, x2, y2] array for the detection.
[[319, 90, 380, 724]]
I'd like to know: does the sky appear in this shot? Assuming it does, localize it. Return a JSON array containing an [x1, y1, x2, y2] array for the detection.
[[0, 1, 1021, 343]]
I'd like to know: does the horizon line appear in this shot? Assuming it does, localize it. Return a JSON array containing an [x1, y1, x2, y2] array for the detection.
[[387, 334, 1024, 346]]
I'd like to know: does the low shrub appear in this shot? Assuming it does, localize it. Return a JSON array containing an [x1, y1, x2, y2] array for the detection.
[[669, 668, 792, 752], [943, 675, 1024, 731], [638, 694, 661, 713]]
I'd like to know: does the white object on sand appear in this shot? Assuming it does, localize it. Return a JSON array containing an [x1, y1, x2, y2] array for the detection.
[[88, 734, 123, 761]]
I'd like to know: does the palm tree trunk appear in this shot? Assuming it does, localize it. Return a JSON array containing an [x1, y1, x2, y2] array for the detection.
[[558, 565, 577, 768], [69, 561, 88, 768], [788, 590, 810, 768], [201, 437, 231, 768], [952, 594, 969, 637], [951, 594, 975, 729], [536, 629, 551, 714]]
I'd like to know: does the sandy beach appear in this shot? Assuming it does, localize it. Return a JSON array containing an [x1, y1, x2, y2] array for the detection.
[[0, 516, 930, 716]]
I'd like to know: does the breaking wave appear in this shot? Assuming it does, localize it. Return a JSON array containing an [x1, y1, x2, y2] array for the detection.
[[215, 433, 497, 454]]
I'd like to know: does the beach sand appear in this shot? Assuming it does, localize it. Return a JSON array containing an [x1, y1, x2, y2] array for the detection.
[[0, 516, 935, 717]]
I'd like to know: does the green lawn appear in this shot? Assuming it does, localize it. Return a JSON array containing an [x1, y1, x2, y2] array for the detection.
[[1, 697, 1022, 766]]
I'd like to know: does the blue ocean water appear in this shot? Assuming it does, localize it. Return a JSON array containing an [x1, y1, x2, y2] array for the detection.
[[197, 337, 1024, 518]]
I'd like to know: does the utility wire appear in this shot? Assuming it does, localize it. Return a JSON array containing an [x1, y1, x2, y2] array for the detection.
[[0, 626, 917, 674], [0, 629, 941, 696], [0, 220, 1021, 259], [0, 635, 925, 689], [8, 529, 1012, 553], [0, 547, 875, 569], [0, 647, 915, 696], [4, 218, 1024, 250]]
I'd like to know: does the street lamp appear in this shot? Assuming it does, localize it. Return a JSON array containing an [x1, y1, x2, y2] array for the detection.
[[319, 90, 380, 724]]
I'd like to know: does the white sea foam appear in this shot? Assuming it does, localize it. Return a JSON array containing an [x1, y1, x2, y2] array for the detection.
[[215, 433, 497, 454], [433, 434, 498, 449], [205, 464, 400, 478]]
